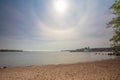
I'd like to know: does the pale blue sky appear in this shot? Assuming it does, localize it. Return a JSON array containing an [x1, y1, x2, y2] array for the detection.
[[0, 0, 115, 51]]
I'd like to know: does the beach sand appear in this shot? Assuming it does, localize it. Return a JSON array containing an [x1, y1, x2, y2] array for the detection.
[[0, 57, 120, 80]]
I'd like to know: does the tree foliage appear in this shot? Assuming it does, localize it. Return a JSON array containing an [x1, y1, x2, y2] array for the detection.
[[108, 0, 120, 55]]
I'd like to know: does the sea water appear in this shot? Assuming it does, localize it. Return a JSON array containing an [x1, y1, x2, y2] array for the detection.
[[0, 51, 115, 67]]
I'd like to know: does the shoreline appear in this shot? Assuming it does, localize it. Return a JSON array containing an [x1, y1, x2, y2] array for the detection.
[[0, 57, 120, 80], [0, 56, 116, 68]]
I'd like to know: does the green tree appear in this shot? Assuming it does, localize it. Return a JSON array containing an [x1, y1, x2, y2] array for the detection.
[[108, 0, 120, 55]]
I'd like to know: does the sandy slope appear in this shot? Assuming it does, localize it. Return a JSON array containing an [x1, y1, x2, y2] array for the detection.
[[0, 57, 120, 80]]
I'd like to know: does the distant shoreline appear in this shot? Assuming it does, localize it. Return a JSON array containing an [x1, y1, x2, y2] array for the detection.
[[0, 49, 23, 52], [62, 47, 113, 52]]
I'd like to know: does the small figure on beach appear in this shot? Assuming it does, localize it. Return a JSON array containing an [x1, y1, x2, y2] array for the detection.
[[0, 66, 7, 69]]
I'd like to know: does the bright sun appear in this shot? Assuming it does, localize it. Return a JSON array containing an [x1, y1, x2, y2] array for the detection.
[[54, 0, 68, 14]]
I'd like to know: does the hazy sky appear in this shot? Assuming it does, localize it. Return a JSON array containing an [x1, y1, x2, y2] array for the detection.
[[0, 0, 115, 51]]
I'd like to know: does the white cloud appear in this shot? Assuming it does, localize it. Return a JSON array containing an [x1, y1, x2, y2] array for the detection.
[[0, 0, 114, 50]]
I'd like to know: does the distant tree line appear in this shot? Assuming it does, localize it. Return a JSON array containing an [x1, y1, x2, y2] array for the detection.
[[63, 47, 113, 52], [0, 49, 23, 52]]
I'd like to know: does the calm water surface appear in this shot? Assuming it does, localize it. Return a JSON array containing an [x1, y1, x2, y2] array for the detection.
[[0, 51, 115, 67]]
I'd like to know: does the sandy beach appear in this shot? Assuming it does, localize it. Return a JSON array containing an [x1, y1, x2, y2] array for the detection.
[[0, 57, 120, 80]]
